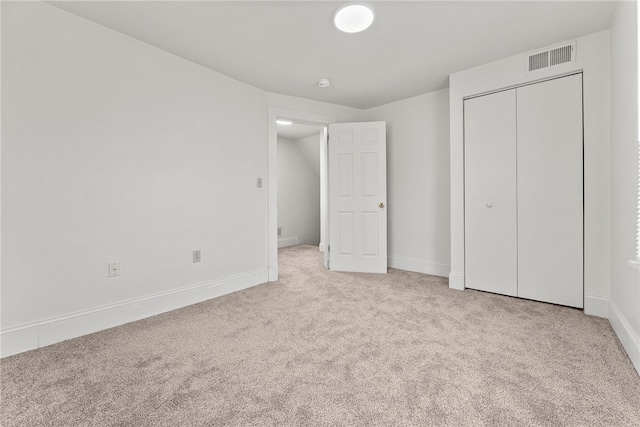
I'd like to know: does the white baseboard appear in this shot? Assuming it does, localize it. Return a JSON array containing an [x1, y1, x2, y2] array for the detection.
[[1, 326, 39, 360], [584, 294, 609, 318], [448, 272, 465, 290], [1, 269, 268, 358], [278, 236, 298, 248], [609, 299, 640, 376], [387, 256, 450, 277]]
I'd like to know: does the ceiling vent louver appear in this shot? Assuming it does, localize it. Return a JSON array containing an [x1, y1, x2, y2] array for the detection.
[[526, 41, 576, 72]]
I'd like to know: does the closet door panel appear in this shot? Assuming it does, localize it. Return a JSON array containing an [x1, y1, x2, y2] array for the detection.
[[517, 74, 583, 308], [464, 90, 518, 296]]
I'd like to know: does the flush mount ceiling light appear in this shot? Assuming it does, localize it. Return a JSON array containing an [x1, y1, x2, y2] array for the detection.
[[276, 119, 293, 125], [333, 3, 375, 34]]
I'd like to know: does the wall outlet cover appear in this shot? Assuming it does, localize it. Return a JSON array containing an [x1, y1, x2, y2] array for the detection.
[[109, 262, 121, 278]]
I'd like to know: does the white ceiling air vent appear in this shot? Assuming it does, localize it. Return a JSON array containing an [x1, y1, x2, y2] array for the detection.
[[526, 41, 576, 72]]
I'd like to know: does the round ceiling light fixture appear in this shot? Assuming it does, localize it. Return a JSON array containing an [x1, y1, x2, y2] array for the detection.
[[333, 3, 375, 34]]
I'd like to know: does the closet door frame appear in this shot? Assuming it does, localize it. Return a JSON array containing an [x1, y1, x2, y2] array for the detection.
[[463, 72, 584, 307]]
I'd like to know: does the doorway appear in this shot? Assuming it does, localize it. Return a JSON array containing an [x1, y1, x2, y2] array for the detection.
[[276, 120, 325, 250], [267, 107, 336, 281]]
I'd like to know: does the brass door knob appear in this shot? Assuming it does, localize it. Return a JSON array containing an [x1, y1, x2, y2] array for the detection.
[[379, 202, 385, 208]]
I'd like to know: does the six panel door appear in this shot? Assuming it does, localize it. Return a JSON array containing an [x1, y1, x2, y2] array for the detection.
[[328, 121, 387, 273]]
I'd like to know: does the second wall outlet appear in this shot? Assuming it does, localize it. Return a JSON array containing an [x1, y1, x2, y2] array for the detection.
[[109, 262, 121, 277], [193, 250, 201, 263]]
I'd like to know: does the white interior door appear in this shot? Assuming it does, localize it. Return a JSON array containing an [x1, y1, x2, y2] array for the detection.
[[464, 90, 518, 296], [516, 74, 583, 308], [328, 121, 387, 273]]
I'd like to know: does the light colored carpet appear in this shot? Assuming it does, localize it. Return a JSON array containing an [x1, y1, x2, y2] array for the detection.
[[2, 244, 639, 426]]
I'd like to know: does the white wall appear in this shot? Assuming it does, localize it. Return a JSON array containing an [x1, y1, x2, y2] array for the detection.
[[449, 30, 612, 318], [364, 90, 451, 276], [1, 2, 272, 355], [609, 0, 640, 374], [266, 92, 365, 124], [297, 134, 322, 177], [277, 136, 320, 247], [1, 2, 376, 357]]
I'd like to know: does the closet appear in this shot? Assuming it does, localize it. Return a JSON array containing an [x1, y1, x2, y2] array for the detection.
[[464, 73, 583, 308]]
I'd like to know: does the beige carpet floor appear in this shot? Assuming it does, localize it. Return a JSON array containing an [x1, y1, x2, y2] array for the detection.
[[2, 244, 639, 426]]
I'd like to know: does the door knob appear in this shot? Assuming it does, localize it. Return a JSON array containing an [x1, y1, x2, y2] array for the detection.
[[486, 203, 493, 208], [379, 202, 385, 208]]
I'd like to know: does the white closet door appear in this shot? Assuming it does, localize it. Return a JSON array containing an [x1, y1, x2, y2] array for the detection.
[[516, 74, 583, 308], [464, 90, 518, 296]]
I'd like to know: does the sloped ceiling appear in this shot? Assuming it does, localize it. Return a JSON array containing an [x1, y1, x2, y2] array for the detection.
[[49, 1, 617, 109]]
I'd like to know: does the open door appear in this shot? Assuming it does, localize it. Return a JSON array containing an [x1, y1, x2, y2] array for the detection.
[[328, 121, 387, 273]]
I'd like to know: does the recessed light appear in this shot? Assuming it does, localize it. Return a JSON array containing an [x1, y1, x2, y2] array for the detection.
[[276, 119, 293, 125], [334, 3, 375, 34]]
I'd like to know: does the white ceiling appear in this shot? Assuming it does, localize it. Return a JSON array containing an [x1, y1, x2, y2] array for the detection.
[[49, 1, 617, 109], [277, 121, 325, 140]]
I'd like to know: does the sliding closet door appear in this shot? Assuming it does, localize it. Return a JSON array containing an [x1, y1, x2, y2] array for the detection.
[[516, 74, 583, 308], [464, 90, 518, 296]]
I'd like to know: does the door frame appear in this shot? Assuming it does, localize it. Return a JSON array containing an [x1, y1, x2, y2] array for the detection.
[[267, 107, 335, 281]]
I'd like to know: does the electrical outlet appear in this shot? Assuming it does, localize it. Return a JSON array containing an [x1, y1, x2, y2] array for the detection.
[[257, 177, 263, 188], [109, 262, 121, 278], [193, 250, 201, 263]]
